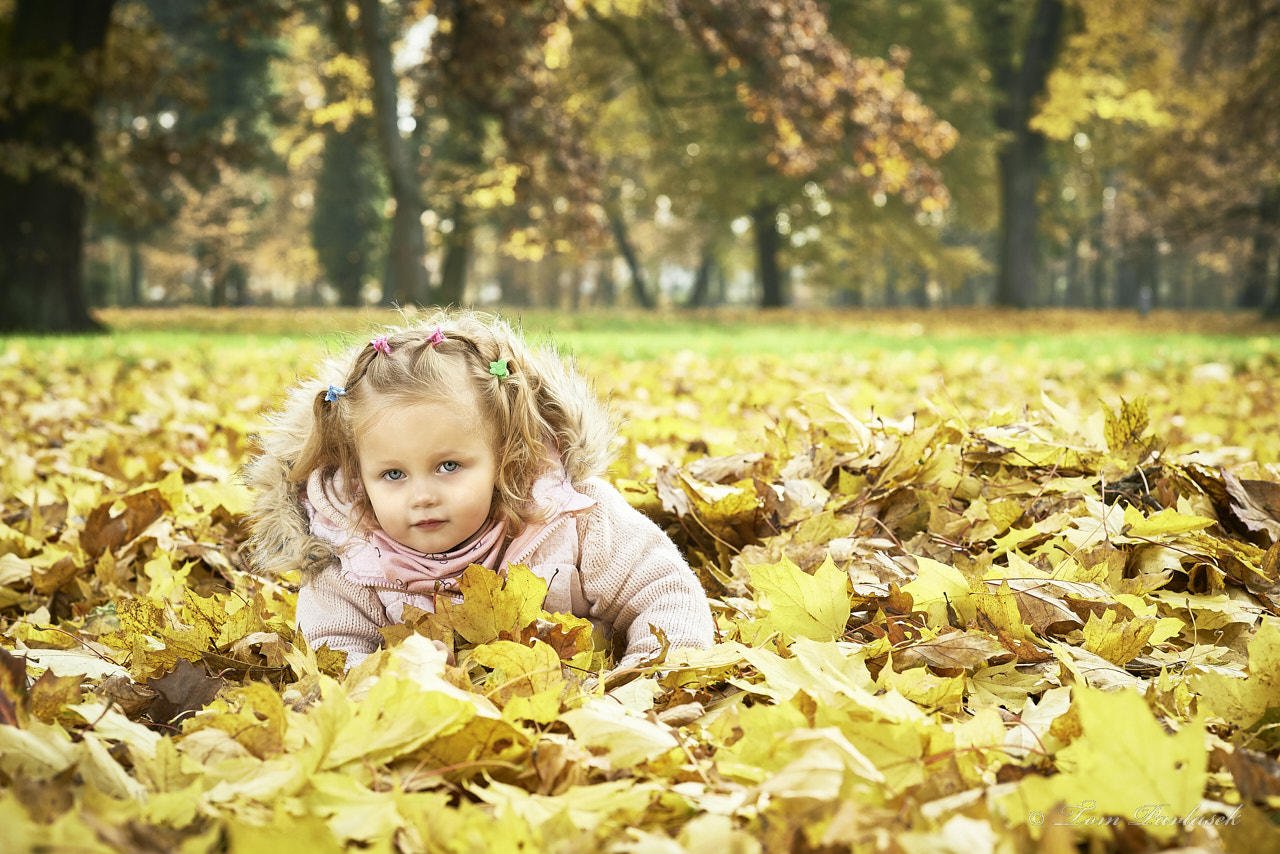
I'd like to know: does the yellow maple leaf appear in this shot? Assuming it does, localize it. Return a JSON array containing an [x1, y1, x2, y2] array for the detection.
[[877, 663, 965, 709], [1192, 618, 1280, 729], [321, 673, 486, 772], [902, 556, 974, 628], [1081, 609, 1156, 665], [471, 640, 566, 724], [183, 681, 286, 760], [431, 564, 547, 646], [1103, 396, 1150, 453], [747, 554, 850, 641], [1119, 504, 1215, 540], [1007, 686, 1206, 839], [971, 582, 1038, 642]]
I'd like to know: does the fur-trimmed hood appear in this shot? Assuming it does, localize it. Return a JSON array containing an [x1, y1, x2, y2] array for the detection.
[[241, 313, 616, 582]]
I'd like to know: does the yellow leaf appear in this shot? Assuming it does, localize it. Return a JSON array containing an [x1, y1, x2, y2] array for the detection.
[[431, 564, 547, 646], [747, 554, 850, 641], [972, 582, 1037, 641], [1081, 609, 1155, 665], [225, 810, 346, 854], [878, 664, 965, 709], [1009, 687, 1206, 840], [323, 674, 485, 771], [1120, 504, 1215, 539], [797, 392, 874, 455], [1192, 618, 1280, 728], [299, 772, 409, 844], [737, 639, 923, 723], [471, 640, 566, 724], [559, 699, 679, 768], [902, 556, 974, 628], [1104, 396, 1150, 452], [183, 681, 287, 759]]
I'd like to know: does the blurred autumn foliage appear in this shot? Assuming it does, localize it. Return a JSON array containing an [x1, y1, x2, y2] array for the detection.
[[4, 0, 1280, 329], [3, 311, 1280, 850]]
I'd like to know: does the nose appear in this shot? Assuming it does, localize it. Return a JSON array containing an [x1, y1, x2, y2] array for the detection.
[[409, 481, 438, 508]]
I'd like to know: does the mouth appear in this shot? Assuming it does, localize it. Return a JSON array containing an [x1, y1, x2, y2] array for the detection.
[[413, 520, 445, 530]]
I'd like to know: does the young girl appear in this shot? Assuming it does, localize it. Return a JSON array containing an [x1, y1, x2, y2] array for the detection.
[[244, 311, 715, 669]]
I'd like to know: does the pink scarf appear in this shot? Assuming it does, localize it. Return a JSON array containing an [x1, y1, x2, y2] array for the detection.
[[305, 467, 594, 595]]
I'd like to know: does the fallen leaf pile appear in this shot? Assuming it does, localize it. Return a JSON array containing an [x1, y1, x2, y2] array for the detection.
[[3, 324, 1280, 852]]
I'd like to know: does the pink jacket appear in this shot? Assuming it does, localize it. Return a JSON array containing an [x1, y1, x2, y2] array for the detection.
[[297, 473, 715, 668]]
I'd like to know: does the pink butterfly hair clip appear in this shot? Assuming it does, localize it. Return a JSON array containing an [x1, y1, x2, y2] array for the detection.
[[425, 326, 447, 347], [371, 335, 391, 355]]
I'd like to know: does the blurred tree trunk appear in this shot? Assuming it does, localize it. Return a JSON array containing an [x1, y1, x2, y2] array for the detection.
[[1267, 272, 1280, 319], [910, 268, 929, 308], [229, 263, 250, 307], [1063, 235, 1085, 307], [438, 201, 472, 305], [0, 0, 115, 332], [753, 203, 784, 307], [979, 0, 1066, 310], [1115, 251, 1138, 310], [713, 261, 728, 305], [201, 241, 226, 307], [1089, 231, 1107, 308], [541, 252, 563, 308], [596, 258, 616, 307], [314, 128, 374, 305], [884, 263, 901, 307], [496, 252, 528, 306], [357, 0, 428, 307], [1137, 235, 1157, 312], [608, 210, 653, 308], [569, 263, 582, 310], [1241, 186, 1279, 309], [126, 239, 143, 306], [687, 239, 715, 308], [313, 0, 378, 308]]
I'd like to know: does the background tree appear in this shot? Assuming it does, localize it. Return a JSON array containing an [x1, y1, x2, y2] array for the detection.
[[356, 0, 430, 306], [0, 0, 116, 332], [310, 0, 384, 307], [552, 0, 960, 309], [975, 0, 1068, 309], [1031, 0, 1280, 314], [811, 0, 997, 306]]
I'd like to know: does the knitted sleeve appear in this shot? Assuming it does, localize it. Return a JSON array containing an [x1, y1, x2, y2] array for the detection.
[[576, 478, 716, 667], [295, 566, 390, 668]]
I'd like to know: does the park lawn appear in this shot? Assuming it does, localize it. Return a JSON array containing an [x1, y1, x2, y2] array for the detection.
[[2, 307, 1280, 852], [89, 303, 1280, 360], [26, 305, 1280, 467]]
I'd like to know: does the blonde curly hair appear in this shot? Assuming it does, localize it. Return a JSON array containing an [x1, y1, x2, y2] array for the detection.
[[289, 310, 613, 538]]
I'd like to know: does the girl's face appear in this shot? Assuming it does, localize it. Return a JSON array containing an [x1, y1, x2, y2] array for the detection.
[[355, 395, 498, 555]]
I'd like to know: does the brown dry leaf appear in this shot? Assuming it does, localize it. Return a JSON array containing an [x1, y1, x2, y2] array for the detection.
[[94, 673, 158, 717], [1224, 471, 1280, 542], [26, 669, 83, 723], [976, 579, 1085, 637], [145, 659, 227, 725], [1218, 745, 1280, 805], [892, 630, 1016, 673], [79, 487, 169, 558]]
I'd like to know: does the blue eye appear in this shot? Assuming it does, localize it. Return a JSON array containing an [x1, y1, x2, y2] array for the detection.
[[439, 461, 460, 473], [383, 469, 406, 481]]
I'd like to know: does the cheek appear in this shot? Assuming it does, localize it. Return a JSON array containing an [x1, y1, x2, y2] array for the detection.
[[360, 483, 392, 521]]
